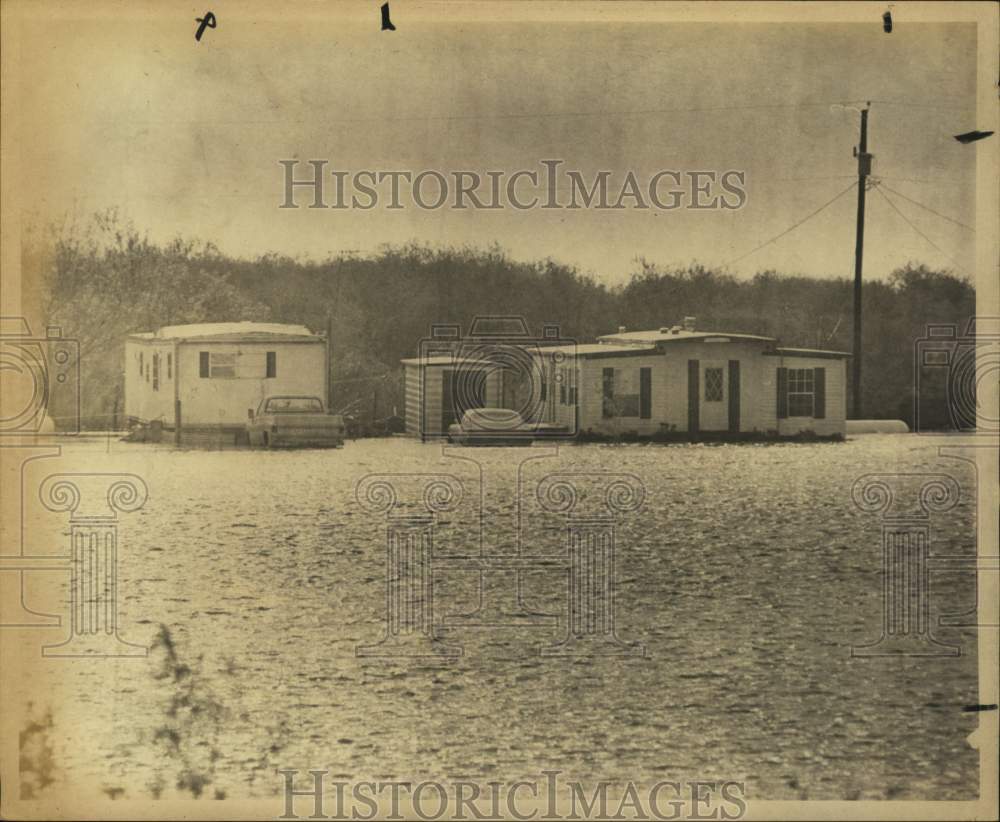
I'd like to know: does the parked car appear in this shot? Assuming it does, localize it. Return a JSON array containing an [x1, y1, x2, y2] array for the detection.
[[247, 395, 345, 448], [446, 407, 540, 446]]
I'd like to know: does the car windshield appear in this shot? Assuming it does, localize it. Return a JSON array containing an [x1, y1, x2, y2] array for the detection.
[[462, 408, 525, 429], [265, 397, 324, 413]]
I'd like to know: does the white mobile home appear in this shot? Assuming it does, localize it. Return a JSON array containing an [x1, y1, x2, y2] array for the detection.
[[125, 322, 327, 430], [533, 319, 849, 438]]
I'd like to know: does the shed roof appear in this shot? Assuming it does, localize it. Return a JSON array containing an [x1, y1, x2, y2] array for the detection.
[[771, 346, 851, 359], [129, 322, 320, 342]]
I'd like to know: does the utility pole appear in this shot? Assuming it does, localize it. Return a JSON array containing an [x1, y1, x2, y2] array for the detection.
[[852, 104, 872, 419], [326, 313, 334, 413]]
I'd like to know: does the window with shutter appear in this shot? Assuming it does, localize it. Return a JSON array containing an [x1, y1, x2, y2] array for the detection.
[[787, 368, 815, 417], [776, 367, 788, 419], [602, 367, 615, 418], [813, 367, 826, 419], [639, 367, 652, 419]]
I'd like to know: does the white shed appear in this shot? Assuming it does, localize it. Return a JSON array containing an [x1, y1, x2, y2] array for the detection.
[[124, 322, 327, 431]]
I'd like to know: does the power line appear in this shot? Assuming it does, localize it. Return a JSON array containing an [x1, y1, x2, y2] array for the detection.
[[877, 174, 966, 186], [873, 185, 972, 276], [724, 181, 857, 267], [877, 182, 975, 232], [132, 99, 960, 126], [864, 99, 973, 111]]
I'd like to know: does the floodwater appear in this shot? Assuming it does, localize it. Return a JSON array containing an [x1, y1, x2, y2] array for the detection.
[[4, 434, 982, 804]]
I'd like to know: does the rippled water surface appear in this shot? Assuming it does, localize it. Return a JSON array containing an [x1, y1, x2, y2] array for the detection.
[[6, 435, 982, 803]]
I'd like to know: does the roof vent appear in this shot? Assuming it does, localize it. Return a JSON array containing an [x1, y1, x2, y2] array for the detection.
[[618, 326, 626, 334], [659, 327, 671, 334], [682, 316, 697, 332]]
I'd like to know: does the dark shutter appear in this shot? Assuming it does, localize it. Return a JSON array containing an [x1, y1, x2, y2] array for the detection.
[[814, 367, 826, 419], [687, 360, 700, 433], [200, 351, 210, 378], [639, 368, 652, 419], [266, 351, 277, 378], [728, 360, 740, 433], [776, 367, 788, 419], [441, 369, 456, 431], [602, 367, 615, 418]]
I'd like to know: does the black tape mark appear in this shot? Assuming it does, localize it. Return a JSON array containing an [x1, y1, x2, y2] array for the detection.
[[380, 2, 396, 31], [962, 704, 998, 713], [954, 130, 995, 144], [882, 11, 892, 33], [195, 11, 217, 42]]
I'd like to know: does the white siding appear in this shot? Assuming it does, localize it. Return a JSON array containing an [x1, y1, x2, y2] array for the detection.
[[564, 341, 846, 438], [771, 355, 847, 437], [124, 340, 176, 424], [404, 364, 502, 438], [175, 342, 325, 427]]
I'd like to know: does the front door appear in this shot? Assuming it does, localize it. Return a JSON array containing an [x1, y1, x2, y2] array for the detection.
[[700, 361, 728, 431], [688, 359, 740, 433]]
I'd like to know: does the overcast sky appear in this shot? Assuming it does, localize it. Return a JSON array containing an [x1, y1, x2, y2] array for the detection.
[[18, 8, 979, 286]]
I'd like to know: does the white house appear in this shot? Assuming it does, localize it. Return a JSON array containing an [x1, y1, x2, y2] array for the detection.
[[533, 318, 849, 438], [125, 322, 327, 430]]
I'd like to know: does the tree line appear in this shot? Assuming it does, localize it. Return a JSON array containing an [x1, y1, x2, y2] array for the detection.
[[35, 211, 974, 430]]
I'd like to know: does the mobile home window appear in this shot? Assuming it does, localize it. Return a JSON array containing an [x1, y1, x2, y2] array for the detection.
[[787, 368, 815, 417], [704, 367, 724, 402], [209, 353, 237, 378], [167, 353, 172, 380], [266, 351, 277, 378], [152, 354, 160, 391], [139, 352, 143, 378]]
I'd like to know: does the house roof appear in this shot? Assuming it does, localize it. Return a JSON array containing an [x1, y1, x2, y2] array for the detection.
[[771, 346, 852, 359], [129, 322, 321, 342], [531, 343, 658, 358], [598, 329, 776, 344]]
